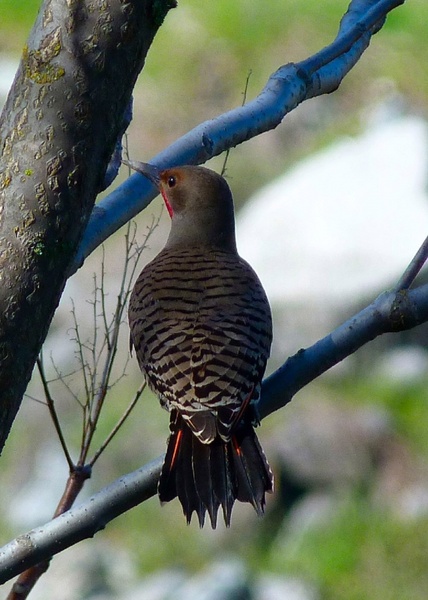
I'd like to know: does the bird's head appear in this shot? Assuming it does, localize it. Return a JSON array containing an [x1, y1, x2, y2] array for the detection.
[[123, 161, 237, 252]]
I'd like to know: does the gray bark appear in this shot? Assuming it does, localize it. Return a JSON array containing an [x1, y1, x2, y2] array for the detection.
[[0, 0, 175, 450]]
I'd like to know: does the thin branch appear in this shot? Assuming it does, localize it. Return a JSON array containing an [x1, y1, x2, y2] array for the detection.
[[100, 249, 111, 347], [70, 299, 92, 408], [24, 396, 48, 407], [89, 382, 146, 467], [6, 216, 158, 597], [394, 236, 428, 292], [78, 221, 152, 463], [90, 274, 101, 387], [49, 358, 84, 409], [36, 358, 74, 471], [259, 284, 428, 419], [220, 69, 252, 177]]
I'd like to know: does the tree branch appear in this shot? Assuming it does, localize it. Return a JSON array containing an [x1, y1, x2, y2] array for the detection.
[[260, 285, 428, 419], [72, 0, 405, 273], [394, 236, 428, 292], [0, 457, 162, 584], [1, 280, 427, 583]]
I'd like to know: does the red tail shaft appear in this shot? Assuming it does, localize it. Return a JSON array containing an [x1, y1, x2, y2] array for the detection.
[[158, 411, 273, 528]]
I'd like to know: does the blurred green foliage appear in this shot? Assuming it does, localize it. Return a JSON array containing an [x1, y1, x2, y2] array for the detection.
[[273, 493, 428, 600], [0, 0, 40, 46], [2, 0, 427, 198]]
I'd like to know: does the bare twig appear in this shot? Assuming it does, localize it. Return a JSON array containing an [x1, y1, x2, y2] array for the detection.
[[89, 381, 147, 467], [70, 299, 92, 408], [78, 219, 157, 464], [394, 236, 428, 292], [36, 357, 74, 471], [220, 70, 253, 177], [8, 217, 158, 598]]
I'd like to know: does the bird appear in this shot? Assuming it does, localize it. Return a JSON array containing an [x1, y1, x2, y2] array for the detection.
[[125, 160, 273, 528]]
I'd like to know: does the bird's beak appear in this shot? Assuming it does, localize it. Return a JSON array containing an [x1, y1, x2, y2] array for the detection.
[[122, 160, 161, 188]]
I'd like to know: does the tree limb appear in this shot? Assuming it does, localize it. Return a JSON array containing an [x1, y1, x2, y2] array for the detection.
[[72, 0, 405, 273], [260, 285, 428, 419], [0, 457, 162, 584], [1, 281, 427, 583]]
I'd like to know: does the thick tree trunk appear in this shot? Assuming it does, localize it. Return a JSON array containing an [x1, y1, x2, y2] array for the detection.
[[0, 0, 175, 451]]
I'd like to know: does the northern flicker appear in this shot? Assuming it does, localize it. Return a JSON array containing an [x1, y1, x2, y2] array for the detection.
[[126, 161, 273, 528]]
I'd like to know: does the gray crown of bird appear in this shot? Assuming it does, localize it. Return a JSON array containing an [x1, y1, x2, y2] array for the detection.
[[125, 160, 273, 528]]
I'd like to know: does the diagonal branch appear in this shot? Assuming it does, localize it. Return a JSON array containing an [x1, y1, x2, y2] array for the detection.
[[72, 0, 406, 273], [0, 456, 163, 584], [394, 236, 428, 292], [260, 285, 428, 419], [1, 280, 427, 583]]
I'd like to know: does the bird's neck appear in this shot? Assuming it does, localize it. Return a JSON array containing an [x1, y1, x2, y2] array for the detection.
[[165, 229, 238, 254], [165, 211, 238, 254]]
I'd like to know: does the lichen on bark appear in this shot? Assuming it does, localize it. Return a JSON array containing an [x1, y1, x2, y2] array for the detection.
[[0, 0, 175, 451]]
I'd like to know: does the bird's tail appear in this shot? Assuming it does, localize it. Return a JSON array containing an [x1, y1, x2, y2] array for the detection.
[[158, 411, 273, 528]]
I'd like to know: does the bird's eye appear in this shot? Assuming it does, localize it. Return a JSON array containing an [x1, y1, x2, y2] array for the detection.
[[167, 175, 176, 188]]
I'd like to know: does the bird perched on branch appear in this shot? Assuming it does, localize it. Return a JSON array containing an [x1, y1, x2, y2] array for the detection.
[[125, 161, 273, 527]]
